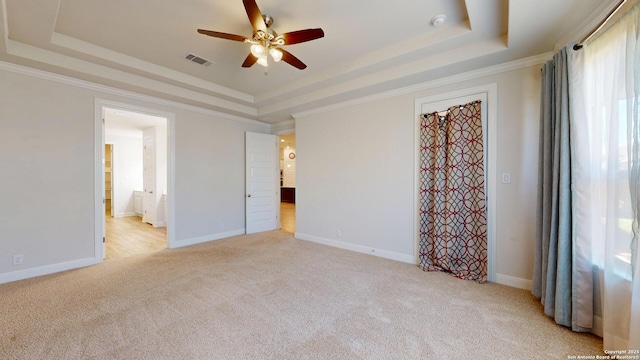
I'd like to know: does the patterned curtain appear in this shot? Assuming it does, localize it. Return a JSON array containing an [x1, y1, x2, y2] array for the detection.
[[418, 100, 487, 283]]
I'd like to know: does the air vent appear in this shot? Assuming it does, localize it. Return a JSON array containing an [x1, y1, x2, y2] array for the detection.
[[185, 53, 211, 66]]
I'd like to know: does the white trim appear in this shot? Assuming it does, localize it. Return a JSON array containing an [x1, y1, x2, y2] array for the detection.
[[98, 99, 175, 122], [107, 142, 116, 219], [0, 60, 268, 128], [292, 53, 551, 120], [271, 119, 296, 135], [553, 0, 624, 51], [255, 22, 472, 105], [167, 116, 176, 248], [495, 273, 532, 290], [0, 257, 99, 285], [94, 101, 104, 261], [6, 39, 258, 116], [414, 83, 498, 283], [171, 229, 246, 249], [115, 212, 138, 217], [295, 233, 416, 264], [51, 32, 253, 103]]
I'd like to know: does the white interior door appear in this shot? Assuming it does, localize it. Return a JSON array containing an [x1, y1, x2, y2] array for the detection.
[[246, 132, 279, 234], [143, 134, 156, 224]]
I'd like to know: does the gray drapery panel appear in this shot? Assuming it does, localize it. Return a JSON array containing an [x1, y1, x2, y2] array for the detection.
[[533, 47, 592, 331]]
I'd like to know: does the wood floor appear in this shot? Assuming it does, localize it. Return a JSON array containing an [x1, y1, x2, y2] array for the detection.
[[105, 215, 166, 260], [280, 202, 295, 233], [106, 202, 295, 260]]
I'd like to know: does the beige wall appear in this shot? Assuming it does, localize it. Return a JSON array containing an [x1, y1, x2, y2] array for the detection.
[[0, 67, 269, 281], [295, 65, 541, 286], [0, 61, 542, 287]]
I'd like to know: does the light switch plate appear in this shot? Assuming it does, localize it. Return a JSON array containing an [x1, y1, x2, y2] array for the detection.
[[502, 173, 511, 184]]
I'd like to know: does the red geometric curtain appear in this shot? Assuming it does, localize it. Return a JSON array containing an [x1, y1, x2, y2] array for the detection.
[[418, 100, 487, 283]]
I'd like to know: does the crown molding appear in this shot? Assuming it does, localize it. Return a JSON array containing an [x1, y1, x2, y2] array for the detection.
[[51, 32, 254, 103], [265, 38, 507, 117], [553, 0, 622, 51], [270, 119, 296, 135], [292, 52, 552, 119], [6, 39, 258, 115], [0, 60, 269, 128], [253, 22, 471, 105]]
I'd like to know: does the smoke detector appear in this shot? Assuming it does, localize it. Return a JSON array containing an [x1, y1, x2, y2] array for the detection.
[[431, 15, 446, 27]]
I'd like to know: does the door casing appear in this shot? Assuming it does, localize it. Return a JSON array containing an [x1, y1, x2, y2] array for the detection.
[[94, 99, 176, 261]]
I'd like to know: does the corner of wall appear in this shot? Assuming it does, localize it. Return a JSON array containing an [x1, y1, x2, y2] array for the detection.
[[495, 273, 532, 290], [0, 257, 100, 285], [271, 119, 295, 135]]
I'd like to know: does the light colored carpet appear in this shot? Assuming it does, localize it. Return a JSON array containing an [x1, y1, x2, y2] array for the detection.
[[0, 231, 602, 359]]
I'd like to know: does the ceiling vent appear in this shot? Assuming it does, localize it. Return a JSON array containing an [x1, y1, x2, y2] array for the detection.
[[185, 53, 212, 66]]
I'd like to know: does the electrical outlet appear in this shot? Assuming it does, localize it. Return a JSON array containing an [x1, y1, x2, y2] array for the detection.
[[12, 254, 23, 266], [336, 229, 342, 239]]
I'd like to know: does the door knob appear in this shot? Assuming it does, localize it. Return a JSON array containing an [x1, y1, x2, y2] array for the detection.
[[247, 194, 252, 197]]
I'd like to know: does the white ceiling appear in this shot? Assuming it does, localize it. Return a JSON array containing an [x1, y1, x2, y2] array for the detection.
[[0, 0, 613, 123], [104, 107, 167, 138], [279, 133, 295, 150]]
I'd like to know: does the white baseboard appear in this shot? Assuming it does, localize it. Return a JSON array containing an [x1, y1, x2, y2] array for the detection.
[[0, 257, 100, 284], [153, 221, 167, 227], [170, 228, 245, 249], [495, 273, 532, 290], [295, 233, 415, 264], [115, 211, 137, 217]]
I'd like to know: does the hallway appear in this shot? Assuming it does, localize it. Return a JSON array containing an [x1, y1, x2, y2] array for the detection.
[[281, 202, 295, 233], [106, 202, 294, 260]]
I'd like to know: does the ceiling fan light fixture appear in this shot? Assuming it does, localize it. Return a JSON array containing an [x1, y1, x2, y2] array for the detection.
[[250, 44, 266, 57], [269, 48, 283, 62], [197, 0, 324, 70], [257, 54, 269, 67]]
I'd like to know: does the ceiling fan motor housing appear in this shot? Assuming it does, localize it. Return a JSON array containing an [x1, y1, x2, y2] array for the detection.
[[263, 14, 274, 28]]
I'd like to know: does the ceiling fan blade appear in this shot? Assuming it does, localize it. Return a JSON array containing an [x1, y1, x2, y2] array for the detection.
[[242, 53, 259, 68], [197, 29, 246, 42], [243, 0, 267, 33], [280, 28, 324, 45], [279, 49, 307, 70]]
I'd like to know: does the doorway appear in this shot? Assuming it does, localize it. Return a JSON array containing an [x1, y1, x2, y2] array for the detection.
[[279, 133, 296, 233], [414, 84, 497, 282], [105, 143, 113, 217], [96, 100, 174, 261]]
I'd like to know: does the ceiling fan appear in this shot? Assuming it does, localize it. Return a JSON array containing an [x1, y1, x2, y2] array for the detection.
[[197, 0, 324, 70]]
